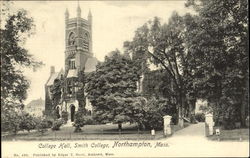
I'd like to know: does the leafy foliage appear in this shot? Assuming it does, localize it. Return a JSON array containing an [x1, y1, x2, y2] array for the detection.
[[1, 108, 22, 134], [73, 108, 88, 132], [51, 119, 64, 131], [76, 70, 87, 108], [1, 4, 43, 133], [1, 9, 42, 106], [50, 78, 63, 108], [19, 112, 38, 132], [195, 113, 205, 122], [36, 118, 51, 135], [142, 97, 176, 130], [86, 50, 141, 126], [125, 14, 197, 126], [125, 0, 248, 129], [185, 0, 248, 128]]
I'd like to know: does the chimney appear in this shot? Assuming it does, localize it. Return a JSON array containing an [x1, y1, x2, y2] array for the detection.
[[50, 66, 55, 75]]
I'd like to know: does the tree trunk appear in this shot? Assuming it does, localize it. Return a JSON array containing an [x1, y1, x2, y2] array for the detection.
[[118, 122, 122, 132], [178, 93, 185, 128], [188, 99, 196, 123], [240, 88, 247, 127]]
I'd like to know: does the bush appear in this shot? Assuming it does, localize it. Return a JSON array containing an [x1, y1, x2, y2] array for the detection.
[[212, 101, 241, 129], [195, 113, 205, 122], [141, 97, 176, 130], [51, 119, 64, 131], [37, 118, 49, 135], [1, 109, 21, 134], [19, 112, 37, 132], [85, 116, 96, 125], [61, 111, 69, 123], [73, 108, 87, 132], [43, 118, 53, 128]]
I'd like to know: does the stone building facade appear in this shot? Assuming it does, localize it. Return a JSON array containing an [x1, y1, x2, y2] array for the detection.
[[45, 4, 98, 122]]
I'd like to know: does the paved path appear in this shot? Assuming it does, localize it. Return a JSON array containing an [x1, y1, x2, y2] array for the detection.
[[167, 122, 206, 144], [163, 123, 249, 157]]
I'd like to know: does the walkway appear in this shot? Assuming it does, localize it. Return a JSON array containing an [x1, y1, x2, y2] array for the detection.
[[162, 123, 249, 157], [167, 122, 206, 144]]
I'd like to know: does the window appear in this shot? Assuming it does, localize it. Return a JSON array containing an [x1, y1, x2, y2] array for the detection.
[[83, 33, 89, 51], [68, 32, 75, 46], [69, 59, 76, 69]]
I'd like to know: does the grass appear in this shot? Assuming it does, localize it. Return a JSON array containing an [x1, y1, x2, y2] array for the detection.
[[1, 123, 189, 141], [207, 126, 249, 141]]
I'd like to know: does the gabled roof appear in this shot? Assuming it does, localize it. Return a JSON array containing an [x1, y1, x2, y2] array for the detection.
[[85, 57, 98, 73], [67, 69, 78, 78], [45, 69, 64, 86]]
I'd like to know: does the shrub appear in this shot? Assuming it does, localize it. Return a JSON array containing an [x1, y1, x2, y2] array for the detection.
[[51, 119, 64, 131], [19, 112, 37, 132], [61, 111, 69, 123], [195, 113, 205, 122], [212, 101, 241, 129], [37, 119, 49, 135], [85, 116, 96, 125], [73, 108, 87, 132], [1, 109, 21, 134], [140, 97, 176, 130], [43, 118, 53, 128]]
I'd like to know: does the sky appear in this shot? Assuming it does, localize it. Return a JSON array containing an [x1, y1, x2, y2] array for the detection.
[[9, 1, 191, 104]]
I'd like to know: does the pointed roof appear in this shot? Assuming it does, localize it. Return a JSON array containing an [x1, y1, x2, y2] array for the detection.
[[88, 9, 92, 17], [85, 57, 98, 73], [77, 0, 81, 17], [45, 69, 64, 86]]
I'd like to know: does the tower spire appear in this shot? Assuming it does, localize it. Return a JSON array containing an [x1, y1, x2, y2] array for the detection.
[[88, 9, 92, 17], [77, 0, 81, 18], [65, 8, 69, 19]]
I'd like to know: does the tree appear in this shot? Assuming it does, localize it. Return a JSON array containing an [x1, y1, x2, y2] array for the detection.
[[85, 50, 141, 130], [1, 108, 21, 134], [50, 78, 63, 119], [19, 112, 37, 132], [73, 108, 88, 132], [76, 69, 86, 108], [1, 8, 42, 106], [1, 3, 43, 132], [185, 0, 248, 128], [142, 97, 176, 130], [125, 15, 198, 126]]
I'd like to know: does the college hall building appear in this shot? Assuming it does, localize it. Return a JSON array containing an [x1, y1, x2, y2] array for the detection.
[[45, 4, 98, 122]]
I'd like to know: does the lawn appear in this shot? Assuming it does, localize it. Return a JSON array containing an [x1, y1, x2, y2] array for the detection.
[[207, 126, 249, 141], [1, 123, 189, 141]]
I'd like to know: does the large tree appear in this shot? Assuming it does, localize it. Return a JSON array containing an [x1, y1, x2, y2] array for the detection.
[[85, 50, 142, 130], [125, 14, 199, 126], [1, 3, 43, 132], [185, 0, 248, 128]]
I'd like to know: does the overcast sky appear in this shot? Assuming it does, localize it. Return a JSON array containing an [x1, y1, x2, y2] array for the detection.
[[10, 1, 190, 104]]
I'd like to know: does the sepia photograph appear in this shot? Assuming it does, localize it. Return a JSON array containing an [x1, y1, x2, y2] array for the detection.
[[1, 0, 249, 157]]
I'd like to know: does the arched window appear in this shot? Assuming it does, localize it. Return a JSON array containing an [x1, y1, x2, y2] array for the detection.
[[68, 32, 75, 46], [83, 33, 89, 51]]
